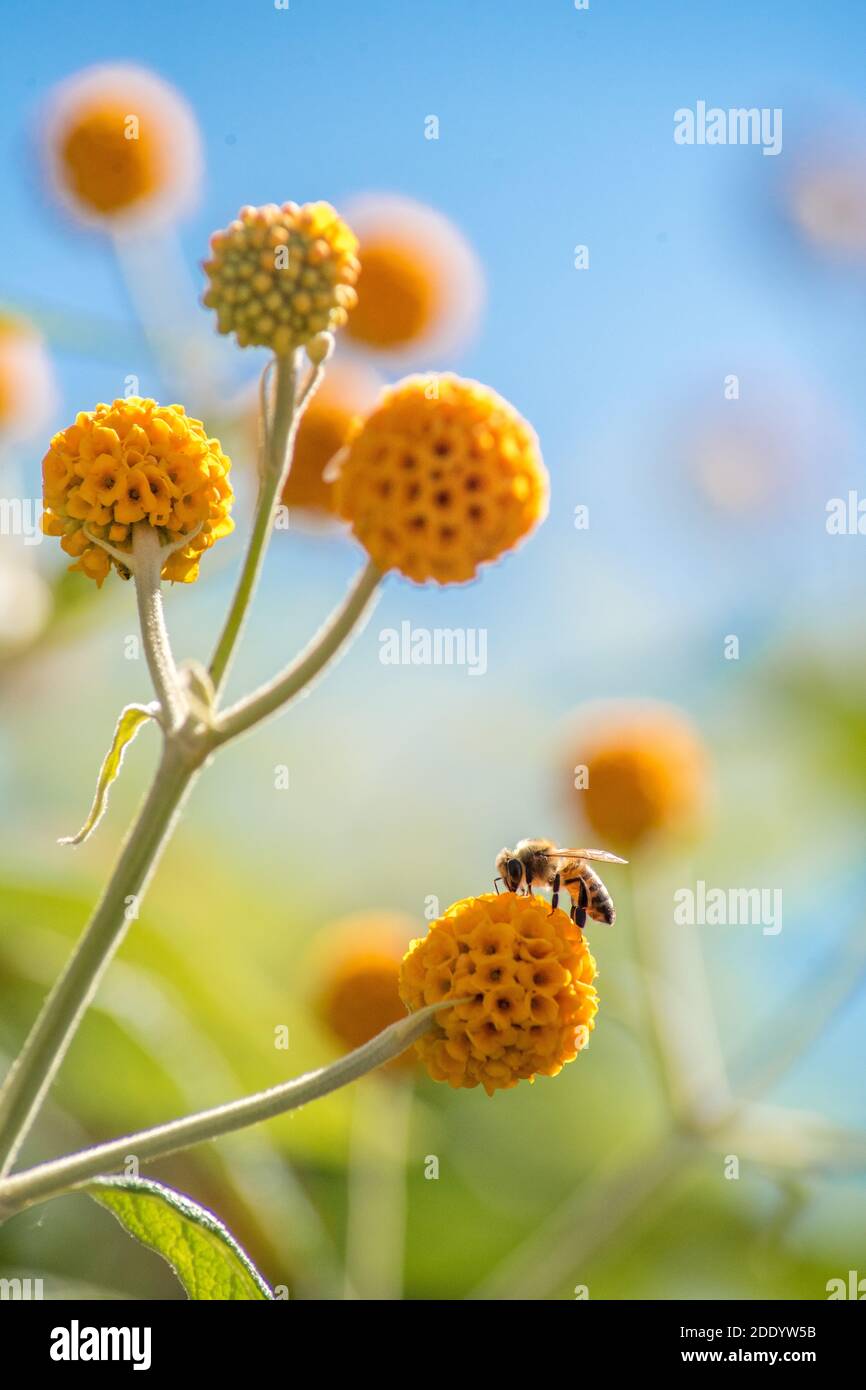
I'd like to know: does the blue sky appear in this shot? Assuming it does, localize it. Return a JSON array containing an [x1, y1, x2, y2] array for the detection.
[[5, 0, 866, 632]]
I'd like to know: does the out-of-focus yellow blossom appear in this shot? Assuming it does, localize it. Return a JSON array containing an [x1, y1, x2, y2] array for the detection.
[[276, 359, 382, 518], [343, 194, 483, 360], [0, 315, 56, 443], [788, 158, 866, 263], [203, 202, 360, 354], [334, 373, 547, 584], [41, 64, 202, 230], [0, 540, 52, 653], [315, 913, 418, 1075], [566, 701, 709, 849], [688, 417, 785, 515], [399, 893, 598, 1096], [41, 397, 233, 586]]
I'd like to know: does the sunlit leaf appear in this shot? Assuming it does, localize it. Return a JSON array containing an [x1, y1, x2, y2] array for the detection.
[[89, 1176, 274, 1300], [59, 703, 156, 846]]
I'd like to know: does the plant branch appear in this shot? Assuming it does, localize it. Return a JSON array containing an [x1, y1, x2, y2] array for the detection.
[[0, 1001, 459, 1222], [212, 558, 383, 746], [208, 351, 300, 696], [0, 746, 197, 1179]]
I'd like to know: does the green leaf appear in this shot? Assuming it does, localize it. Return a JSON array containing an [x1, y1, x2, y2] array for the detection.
[[88, 1176, 274, 1300], [60, 703, 156, 846]]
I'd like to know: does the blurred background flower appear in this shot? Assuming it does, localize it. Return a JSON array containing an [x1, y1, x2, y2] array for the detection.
[[785, 148, 866, 264], [563, 700, 710, 851], [0, 314, 57, 447], [342, 194, 483, 364], [277, 358, 382, 522], [314, 911, 418, 1075], [40, 63, 202, 233], [0, 539, 52, 653]]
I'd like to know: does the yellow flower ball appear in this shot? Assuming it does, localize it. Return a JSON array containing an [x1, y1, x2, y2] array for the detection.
[[334, 374, 548, 584], [315, 913, 418, 1075], [41, 64, 202, 230], [399, 893, 598, 1096], [343, 195, 483, 360], [203, 202, 360, 354], [41, 397, 234, 587], [0, 315, 56, 443], [788, 157, 866, 263], [566, 701, 710, 849], [277, 359, 382, 518]]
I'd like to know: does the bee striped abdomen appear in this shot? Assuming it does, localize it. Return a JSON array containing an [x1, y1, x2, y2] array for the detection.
[[564, 867, 616, 925]]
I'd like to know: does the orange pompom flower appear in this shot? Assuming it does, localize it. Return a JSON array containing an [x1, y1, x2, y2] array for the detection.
[[0, 315, 56, 443], [399, 894, 598, 1096], [787, 153, 866, 264], [566, 700, 710, 850], [41, 397, 233, 587], [315, 914, 418, 1075], [333, 374, 547, 584], [203, 202, 360, 354], [343, 195, 483, 361], [277, 359, 382, 519], [41, 64, 202, 231]]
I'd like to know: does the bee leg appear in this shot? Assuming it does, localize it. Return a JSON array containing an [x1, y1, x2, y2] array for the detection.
[[493, 877, 502, 895], [571, 877, 588, 929], [550, 871, 561, 914]]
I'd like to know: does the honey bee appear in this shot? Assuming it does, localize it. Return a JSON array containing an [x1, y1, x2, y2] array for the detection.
[[494, 837, 628, 927]]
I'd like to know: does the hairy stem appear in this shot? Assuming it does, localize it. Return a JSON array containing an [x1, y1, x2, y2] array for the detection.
[[208, 351, 299, 695], [132, 524, 185, 731], [0, 349, 373, 1189], [214, 558, 382, 746], [0, 1002, 456, 1221], [0, 747, 196, 1178]]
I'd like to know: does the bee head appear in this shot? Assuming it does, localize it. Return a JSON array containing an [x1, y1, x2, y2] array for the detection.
[[495, 847, 525, 892]]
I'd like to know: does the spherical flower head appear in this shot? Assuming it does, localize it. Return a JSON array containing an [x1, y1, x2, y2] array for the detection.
[[0, 314, 57, 443], [41, 397, 234, 587], [787, 152, 866, 264], [399, 893, 598, 1096], [343, 195, 483, 361], [277, 358, 382, 518], [315, 913, 418, 1075], [202, 202, 360, 354], [334, 374, 548, 584], [0, 538, 52, 652], [566, 700, 710, 849], [41, 64, 202, 231]]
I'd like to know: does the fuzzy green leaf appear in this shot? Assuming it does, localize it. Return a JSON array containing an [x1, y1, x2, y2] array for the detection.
[[88, 1176, 274, 1300]]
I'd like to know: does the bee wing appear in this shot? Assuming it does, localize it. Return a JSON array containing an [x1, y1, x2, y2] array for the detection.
[[541, 847, 629, 865]]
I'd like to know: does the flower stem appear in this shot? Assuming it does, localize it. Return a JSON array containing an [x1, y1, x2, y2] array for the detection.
[[208, 350, 299, 696], [213, 558, 382, 746], [344, 1076, 412, 1300], [0, 1002, 454, 1221], [0, 746, 196, 1179], [132, 524, 185, 731]]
